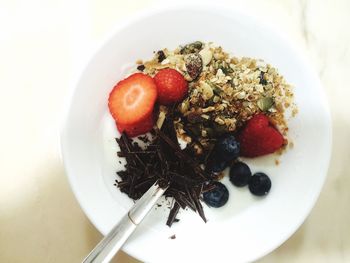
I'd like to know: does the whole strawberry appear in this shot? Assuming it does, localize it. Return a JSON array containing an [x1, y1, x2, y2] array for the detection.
[[238, 114, 284, 157], [154, 68, 188, 105]]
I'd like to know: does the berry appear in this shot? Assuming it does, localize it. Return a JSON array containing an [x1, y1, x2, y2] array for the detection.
[[207, 158, 228, 174], [108, 73, 157, 137], [203, 182, 229, 208], [205, 135, 240, 175], [249, 172, 271, 196], [153, 68, 188, 105], [115, 112, 155, 137], [238, 114, 284, 157], [229, 161, 252, 187], [215, 135, 240, 161]]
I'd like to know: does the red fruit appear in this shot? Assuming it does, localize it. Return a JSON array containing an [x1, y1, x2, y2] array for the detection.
[[116, 112, 155, 137], [154, 68, 188, 105], [108, 73, 157, 137], [238, 114, 284, 157]]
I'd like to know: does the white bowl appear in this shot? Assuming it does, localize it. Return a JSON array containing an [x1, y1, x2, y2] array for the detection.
[[61, 4, 331, 263]]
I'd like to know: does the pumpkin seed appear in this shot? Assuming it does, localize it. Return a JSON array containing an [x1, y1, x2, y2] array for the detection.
[[219, 65, 233, 75], [180, 41, 203, 54], [207, 82, 222, 96], [257, 97, 274, 111]]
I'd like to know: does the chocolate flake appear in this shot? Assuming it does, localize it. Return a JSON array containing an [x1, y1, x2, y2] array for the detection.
[[166, 202, 181, 227], [115, 110, 213, 226]]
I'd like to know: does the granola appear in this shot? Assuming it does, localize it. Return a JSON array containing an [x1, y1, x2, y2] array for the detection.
[[136, 41, 296, 152]]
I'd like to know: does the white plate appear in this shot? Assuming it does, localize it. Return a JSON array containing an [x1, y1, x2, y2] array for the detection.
[[61, 4, 331, 263]]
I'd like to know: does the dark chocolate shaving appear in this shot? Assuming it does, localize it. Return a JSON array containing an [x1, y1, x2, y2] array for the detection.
[[192, 187, 207, 223], [115, 110, 214, 226], [166, 202, 181, 227]]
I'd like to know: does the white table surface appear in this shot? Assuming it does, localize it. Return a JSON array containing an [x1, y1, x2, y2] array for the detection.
[[1, 0, 349, 262]]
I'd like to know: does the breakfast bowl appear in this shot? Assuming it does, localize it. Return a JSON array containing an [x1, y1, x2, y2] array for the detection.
[[60, 4, 331, 262]]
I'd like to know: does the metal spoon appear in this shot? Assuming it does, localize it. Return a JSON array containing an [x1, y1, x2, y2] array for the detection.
[[83, 182, 167, 263]]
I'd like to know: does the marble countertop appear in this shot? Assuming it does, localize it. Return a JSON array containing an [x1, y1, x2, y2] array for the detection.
[[0, 0, 349, 262]]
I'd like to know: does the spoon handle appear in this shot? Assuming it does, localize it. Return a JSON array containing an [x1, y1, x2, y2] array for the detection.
[[83, 182, 166, 263]]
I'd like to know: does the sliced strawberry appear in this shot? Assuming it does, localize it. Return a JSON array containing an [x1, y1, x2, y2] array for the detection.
[[116, 112, 155, 137], [154, 68, 188, 105], [108, 73, 157, 124], [108, 73, 157, 137]]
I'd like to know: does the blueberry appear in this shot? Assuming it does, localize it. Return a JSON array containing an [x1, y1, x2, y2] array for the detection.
[[203, 182, 229, 208], [206, 156, 228, 173], [211, 161, 228, 173], [229, 161, 252, 187], [205, 135, 239, 174], [215, 135, 240, 162], [248, 172, 271, 196]]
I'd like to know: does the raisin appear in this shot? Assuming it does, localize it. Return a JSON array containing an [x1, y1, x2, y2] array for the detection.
[[157, 50, 166, 62], [137, 64, 145, 71], [185, 53, 202, 80], [259, 71, 267, 85]]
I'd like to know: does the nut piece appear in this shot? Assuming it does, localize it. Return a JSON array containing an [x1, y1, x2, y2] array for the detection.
[[199, 48, 213, 66], [202, 106, 215, 113], [199, 81, 214, 100], [214, 117, 225, 125], [156, 111, 166, 129], [213, 95, 220, 103], [236, 91, 246, 99], [179, 99, 190, 114], [185, 53, 202, 80]]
